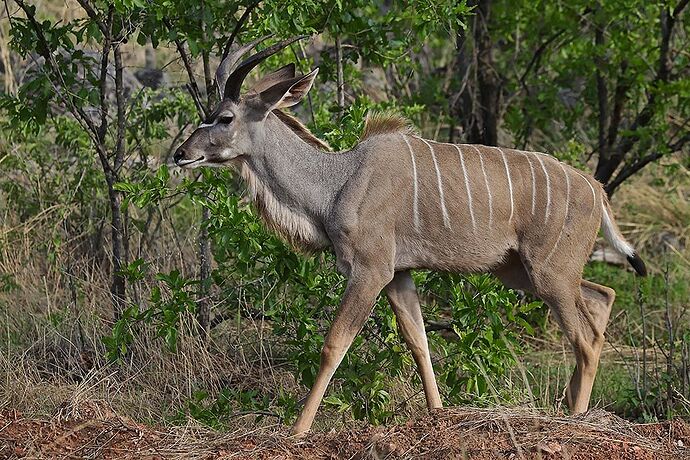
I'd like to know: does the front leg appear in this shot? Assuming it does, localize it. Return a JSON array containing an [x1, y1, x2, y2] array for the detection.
[[291, 264, 393, 435]]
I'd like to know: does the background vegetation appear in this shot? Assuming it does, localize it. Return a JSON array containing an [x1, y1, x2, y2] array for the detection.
[[0, 0, 689, 433]]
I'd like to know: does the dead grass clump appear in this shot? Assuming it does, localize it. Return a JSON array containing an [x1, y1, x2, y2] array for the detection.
[[2, 405, 689, 459], [0, 311, 303, 428]]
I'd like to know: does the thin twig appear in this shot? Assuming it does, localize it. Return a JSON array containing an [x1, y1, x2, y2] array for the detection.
[[221, 1, 260, 60]]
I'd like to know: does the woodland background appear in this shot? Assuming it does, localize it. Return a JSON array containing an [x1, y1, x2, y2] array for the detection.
[[0, 0, 689, 440]]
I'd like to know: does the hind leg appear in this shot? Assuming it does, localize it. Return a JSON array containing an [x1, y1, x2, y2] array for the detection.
[[531, 272, 614, 413], [563, 281, 616, 411], [568, 280, 615, 408], [385, 271, 442, 410], [579, 280, 615, 358], [494, 260, 589, 410], [493, 252, 615, 413]]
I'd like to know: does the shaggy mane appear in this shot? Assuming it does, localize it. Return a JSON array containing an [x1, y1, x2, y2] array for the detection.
[[239, 162, 330, 254], [360, 112, 417, 140], [273, 110, 332, 151]]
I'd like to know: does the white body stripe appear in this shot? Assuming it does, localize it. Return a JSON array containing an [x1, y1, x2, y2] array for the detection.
[[560, 162, 571, 224], [574, 170, 597, 219], [453, 145, 476, 231], [471, 145, 493, 229], [545, 163, 571, 262], [402, 136, 420, 230], [419, 138, 451, 229], [520, 151, 537, 215], [496, 147, 514, 223], [533, 153, 552, 223]]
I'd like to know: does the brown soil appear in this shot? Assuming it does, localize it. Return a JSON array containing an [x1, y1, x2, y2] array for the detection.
[[1, 403, 689, 459]]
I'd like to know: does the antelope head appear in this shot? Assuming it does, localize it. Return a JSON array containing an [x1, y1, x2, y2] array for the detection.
[[174, 36, 318, 168]]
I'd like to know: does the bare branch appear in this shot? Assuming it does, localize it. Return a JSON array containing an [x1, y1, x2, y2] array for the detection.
[[595, 21, 609, 163], [605, 151, 664, 196], [518, 30, 564, 89], [221, 1, 260, 60], [113, 43, 126, 173], [669, 132, 690, 152], [199, 0, 216, 107], [97, 6, 114, 146], [674, 0, 690, 17], [74, 0, 107, 35], [163, 18, 208, 120], [186, 82, 206, 118]]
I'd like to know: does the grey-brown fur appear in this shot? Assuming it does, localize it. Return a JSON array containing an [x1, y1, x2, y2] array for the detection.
[[174, 41, 646, 435]]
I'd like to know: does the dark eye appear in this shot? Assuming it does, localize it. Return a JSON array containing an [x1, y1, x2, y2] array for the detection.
[[218, 115, 234, 124]]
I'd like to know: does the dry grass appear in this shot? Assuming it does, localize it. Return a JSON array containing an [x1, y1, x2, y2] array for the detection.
[[611, 159, 690, 269], [0, 181, 301, 427], [0, 309, 307, 424], [2, 403, 689, 459], [0, 214, 299, 423]]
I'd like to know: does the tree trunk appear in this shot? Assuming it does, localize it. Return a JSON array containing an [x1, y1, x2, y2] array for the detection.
[[453, 0, 499, 146], [197, 207, 211, 339], [474, 0, 499, 146], [196, 0, 213, 340], [453, 11, 480, 143], [110, 44, 129, 318], [335, 36, 345, 112], [105, 174, 127, 318]]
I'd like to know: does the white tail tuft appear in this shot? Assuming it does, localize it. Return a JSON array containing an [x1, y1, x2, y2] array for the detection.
[[600, 201, 634, 257]]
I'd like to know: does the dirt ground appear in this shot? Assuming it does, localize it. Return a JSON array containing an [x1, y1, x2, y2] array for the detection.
[[1, 402, 689, 459]]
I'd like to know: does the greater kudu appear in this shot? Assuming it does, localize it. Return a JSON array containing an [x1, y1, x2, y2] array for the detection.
[[174, 38, 647, 435]]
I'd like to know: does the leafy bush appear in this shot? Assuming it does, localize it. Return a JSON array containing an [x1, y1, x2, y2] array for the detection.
[[418, 272, 543, 403]]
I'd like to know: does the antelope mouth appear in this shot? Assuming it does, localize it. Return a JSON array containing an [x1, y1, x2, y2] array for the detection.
[[205, 157, 233, 166], [176, 156, 205, 167]]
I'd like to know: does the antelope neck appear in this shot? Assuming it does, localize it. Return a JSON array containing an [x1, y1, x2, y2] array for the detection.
[[238, 113, 358, 245]]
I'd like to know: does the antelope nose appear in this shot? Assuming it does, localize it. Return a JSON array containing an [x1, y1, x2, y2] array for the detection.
[[173, 148, 185, 165]]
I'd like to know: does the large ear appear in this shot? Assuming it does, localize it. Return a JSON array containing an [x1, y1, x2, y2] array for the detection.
[[258, 68, 319, 111], [250, 63, 296, 94]]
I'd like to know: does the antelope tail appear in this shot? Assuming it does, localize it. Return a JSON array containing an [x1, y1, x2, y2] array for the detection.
[[600, 197, 647, 276]]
